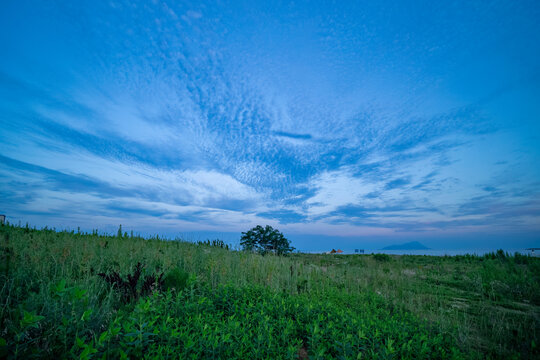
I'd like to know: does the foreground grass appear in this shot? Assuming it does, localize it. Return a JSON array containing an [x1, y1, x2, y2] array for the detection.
[[0, 224, 539, 358]]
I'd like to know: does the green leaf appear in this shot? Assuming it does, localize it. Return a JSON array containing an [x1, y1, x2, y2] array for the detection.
[[20, 310, 45, 329], [73, 287, 88, 300], [81, 309, 93, 322], [80, 345, 98, 360], [98, 331, 108, 344], [53, 278, 69, 297]]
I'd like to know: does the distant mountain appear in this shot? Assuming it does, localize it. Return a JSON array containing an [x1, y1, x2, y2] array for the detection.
[[381, 241, 430, 250]]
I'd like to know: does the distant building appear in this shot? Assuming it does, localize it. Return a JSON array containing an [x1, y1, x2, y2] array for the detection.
[[354, 249, 364, 254], [526, 248, 540, 257], [326, 248, 345, 254], [0, 215, 5, 225]]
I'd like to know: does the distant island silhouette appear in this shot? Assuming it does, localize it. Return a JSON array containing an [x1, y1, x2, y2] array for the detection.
[[381, 241, 430, 250]]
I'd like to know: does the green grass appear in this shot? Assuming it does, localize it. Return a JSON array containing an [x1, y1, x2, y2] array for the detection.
[[1, 224, 539, 359]]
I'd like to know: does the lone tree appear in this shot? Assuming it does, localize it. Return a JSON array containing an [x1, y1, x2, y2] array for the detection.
[[240, 225, 295, 256]]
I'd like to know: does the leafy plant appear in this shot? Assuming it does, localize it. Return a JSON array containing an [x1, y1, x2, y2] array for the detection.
[[83, 284, 463, 359], [163, 267, 190, 292], [373, 253, 391, 262], [98, 262, 163, 303]]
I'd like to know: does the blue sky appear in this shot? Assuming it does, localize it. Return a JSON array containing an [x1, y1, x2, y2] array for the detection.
[[1, 0, 539, 250]]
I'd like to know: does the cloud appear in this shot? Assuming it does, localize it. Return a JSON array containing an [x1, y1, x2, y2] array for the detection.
[[185, 10, 202, 19], [1, 0, 539, 246], [384, 177, 411, 190], [0, 142, 264, 216], [272, 131, 313, 140], [256, 209, 308, 224]]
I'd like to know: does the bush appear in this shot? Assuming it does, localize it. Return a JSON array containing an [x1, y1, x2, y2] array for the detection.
[[98, 262, 163, 303], [373, 253, 391, 262], [163, 267, 189, 292], [514, 252, 531, 265]]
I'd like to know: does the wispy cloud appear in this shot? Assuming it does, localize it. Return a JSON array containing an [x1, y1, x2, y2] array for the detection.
[[1, 0, 539, 248]]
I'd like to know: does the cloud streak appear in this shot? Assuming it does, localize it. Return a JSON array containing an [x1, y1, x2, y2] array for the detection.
[[1, 0, 539, 249]]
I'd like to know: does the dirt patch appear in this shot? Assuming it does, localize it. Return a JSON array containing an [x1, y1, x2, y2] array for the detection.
[[450, 297, 469, 310], [298, 346, 309, 360], [402, 269, 416, 276]]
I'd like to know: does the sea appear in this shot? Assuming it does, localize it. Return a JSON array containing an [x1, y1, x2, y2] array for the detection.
[[306, 249, 537, 256]]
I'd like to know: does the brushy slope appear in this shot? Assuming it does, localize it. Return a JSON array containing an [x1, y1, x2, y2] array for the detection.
[[0, 224, 539, 359]]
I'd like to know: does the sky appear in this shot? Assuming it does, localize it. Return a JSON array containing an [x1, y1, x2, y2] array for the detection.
[[1, 0, 540, 251]]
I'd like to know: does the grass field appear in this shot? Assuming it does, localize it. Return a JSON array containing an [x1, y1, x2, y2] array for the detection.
[[1, 223, 539, 359]]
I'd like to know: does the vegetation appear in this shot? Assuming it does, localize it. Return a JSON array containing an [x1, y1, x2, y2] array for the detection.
[[97, 262, 164, 304], [373, 253, 391, 262], [196, 239, 230, 250], [1, 223, 539, 359], [240, 225, 295, 256]]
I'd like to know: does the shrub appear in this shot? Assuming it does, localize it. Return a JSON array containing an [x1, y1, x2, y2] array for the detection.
[[373, 253, 391, 262], [514, 252, 531, 265], [98, 262, 163, 303], [163, 267, 189, 292]]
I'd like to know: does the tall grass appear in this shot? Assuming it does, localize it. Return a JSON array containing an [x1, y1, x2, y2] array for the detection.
[[1, 223, 538, 358]]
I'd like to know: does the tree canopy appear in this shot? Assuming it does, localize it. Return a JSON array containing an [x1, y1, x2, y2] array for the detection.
[[240, 225, 294, 256]]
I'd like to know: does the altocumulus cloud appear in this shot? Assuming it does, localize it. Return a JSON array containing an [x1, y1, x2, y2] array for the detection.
[[1, 0, 540, 249]]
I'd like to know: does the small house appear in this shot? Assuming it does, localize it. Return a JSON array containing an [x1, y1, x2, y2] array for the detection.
[[326, 249, 344, 254]]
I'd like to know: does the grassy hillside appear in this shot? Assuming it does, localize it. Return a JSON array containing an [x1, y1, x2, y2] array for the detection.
[[1, 224, 539, 359]]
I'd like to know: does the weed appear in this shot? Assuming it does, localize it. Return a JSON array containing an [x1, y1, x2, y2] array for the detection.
[[98, 262, 163, 303], [373, 253, 391, 262], [163, 267, 189, 292]]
